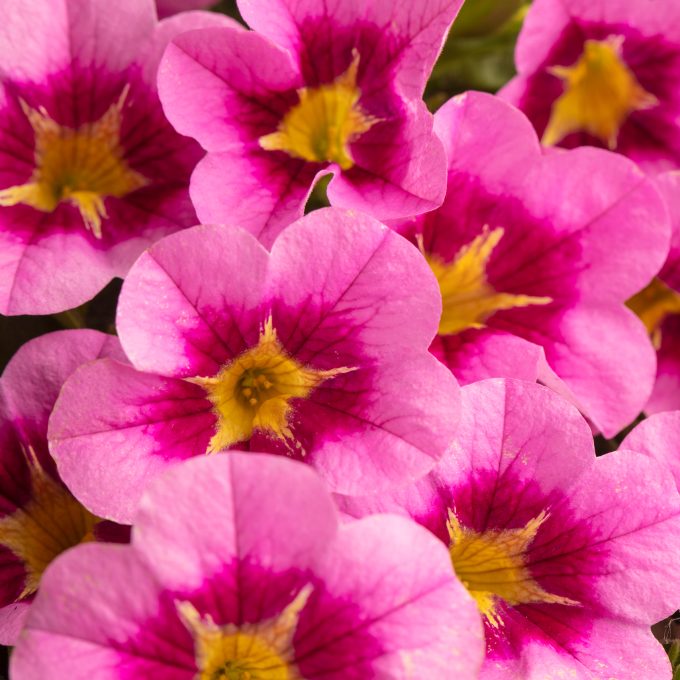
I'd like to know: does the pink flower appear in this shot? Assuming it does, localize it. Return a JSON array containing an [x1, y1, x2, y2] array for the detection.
[[49, 208, 460, 523], [628, 172, 680, 414], [0, 0, 236, 315], [156, 0, 215, 18], [500, 0, 680, 171], [11, 453, 484, 679], [342, 379, 680, 679], [395, 91, 668, 437], [0, 330, 130, 644], [157, 0, 463, 246]]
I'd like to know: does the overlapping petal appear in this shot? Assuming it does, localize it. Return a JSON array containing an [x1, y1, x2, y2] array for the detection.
[[397, 92, 668, 436], [12, 454, 484, 679], [158, 0, 460, 243], [50, 209, 460, 522], [342, 378, 680, 679], [0, 330, 128, 644]]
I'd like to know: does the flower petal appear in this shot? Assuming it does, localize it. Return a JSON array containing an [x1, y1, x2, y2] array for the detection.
[[191, 148, 320, 248], [49, 359, 214, 523], [237, 0, 464, 99], [158, 26, 299, 152], [117, 224, 269, 378]]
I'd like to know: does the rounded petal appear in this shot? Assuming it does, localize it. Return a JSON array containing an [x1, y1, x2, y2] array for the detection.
[[295, 355, 460, 495], [117, 224, 269, 378], [434, 92, 542, 187], [539, 449, 680, 624], [432, 379, 598, 514], [0, 226, 162, 316], [519, 147, 669, 302], [303, 515, 484, 678], [342, 378, 597, 525], [142, 9, 241, 82], [268, 208, 443, 360], [10, 544, 174, 680], [622, 411, 680, 490], [158, 26, 299, 152], [49, 359, 214, 523], [1, 330, 124, 438], [527, 305, 657, 437], [134, 453, 338, 589]]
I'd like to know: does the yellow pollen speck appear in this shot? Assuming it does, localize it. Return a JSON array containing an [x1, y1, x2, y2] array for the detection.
[[447, 509, 578, 627], [189, 317, 355, 453], [420, 227, 552, 336], [627, 277, 680, 349], [543, 36, 658, 149], [0, 86, 147, 238], [259, 50, 379, 170], [0, 446, 99, 599], [178, 584, 311, 680]]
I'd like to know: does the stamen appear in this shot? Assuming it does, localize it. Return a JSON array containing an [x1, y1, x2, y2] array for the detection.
[[543, 36, 658, 149], [189, 317, 355, 453], [259, 50, 379, 169], [0, 445, 98, 598], [0, 86, 147, 238], [447, 509, 578, 627], [627, 277, 680, 349], [420, 227, 552, 336], [177, 585, 312, 680]]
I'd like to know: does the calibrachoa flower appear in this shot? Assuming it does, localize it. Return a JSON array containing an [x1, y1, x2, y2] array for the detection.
[[628, 172, 680, 413], [157, 0, 463, 246], [156, 0, 215, 18], [0, 0, 236, 315], [49, 209, 460, 523], [395, 91, 668, 437], [11, 453, 485, 679], [0, 330, 129, 644], [341, 379, 680, 679], [500, 0, 680, 171]]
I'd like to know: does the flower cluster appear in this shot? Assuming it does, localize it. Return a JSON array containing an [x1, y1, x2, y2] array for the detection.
[[2, 0, 680, 678]]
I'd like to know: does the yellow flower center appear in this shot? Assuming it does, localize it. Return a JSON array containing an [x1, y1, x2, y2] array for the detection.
[[190, 317, 354, 453], [543, 36, 658, 149], [420, 227, 552, 336], [258, 50, 378, 170], [0, 86, 147, 238], [447, 510, 578, 627], [178, 585, 311, 680], [0, 446, 98, 599], [627, 277, 680, 349]]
